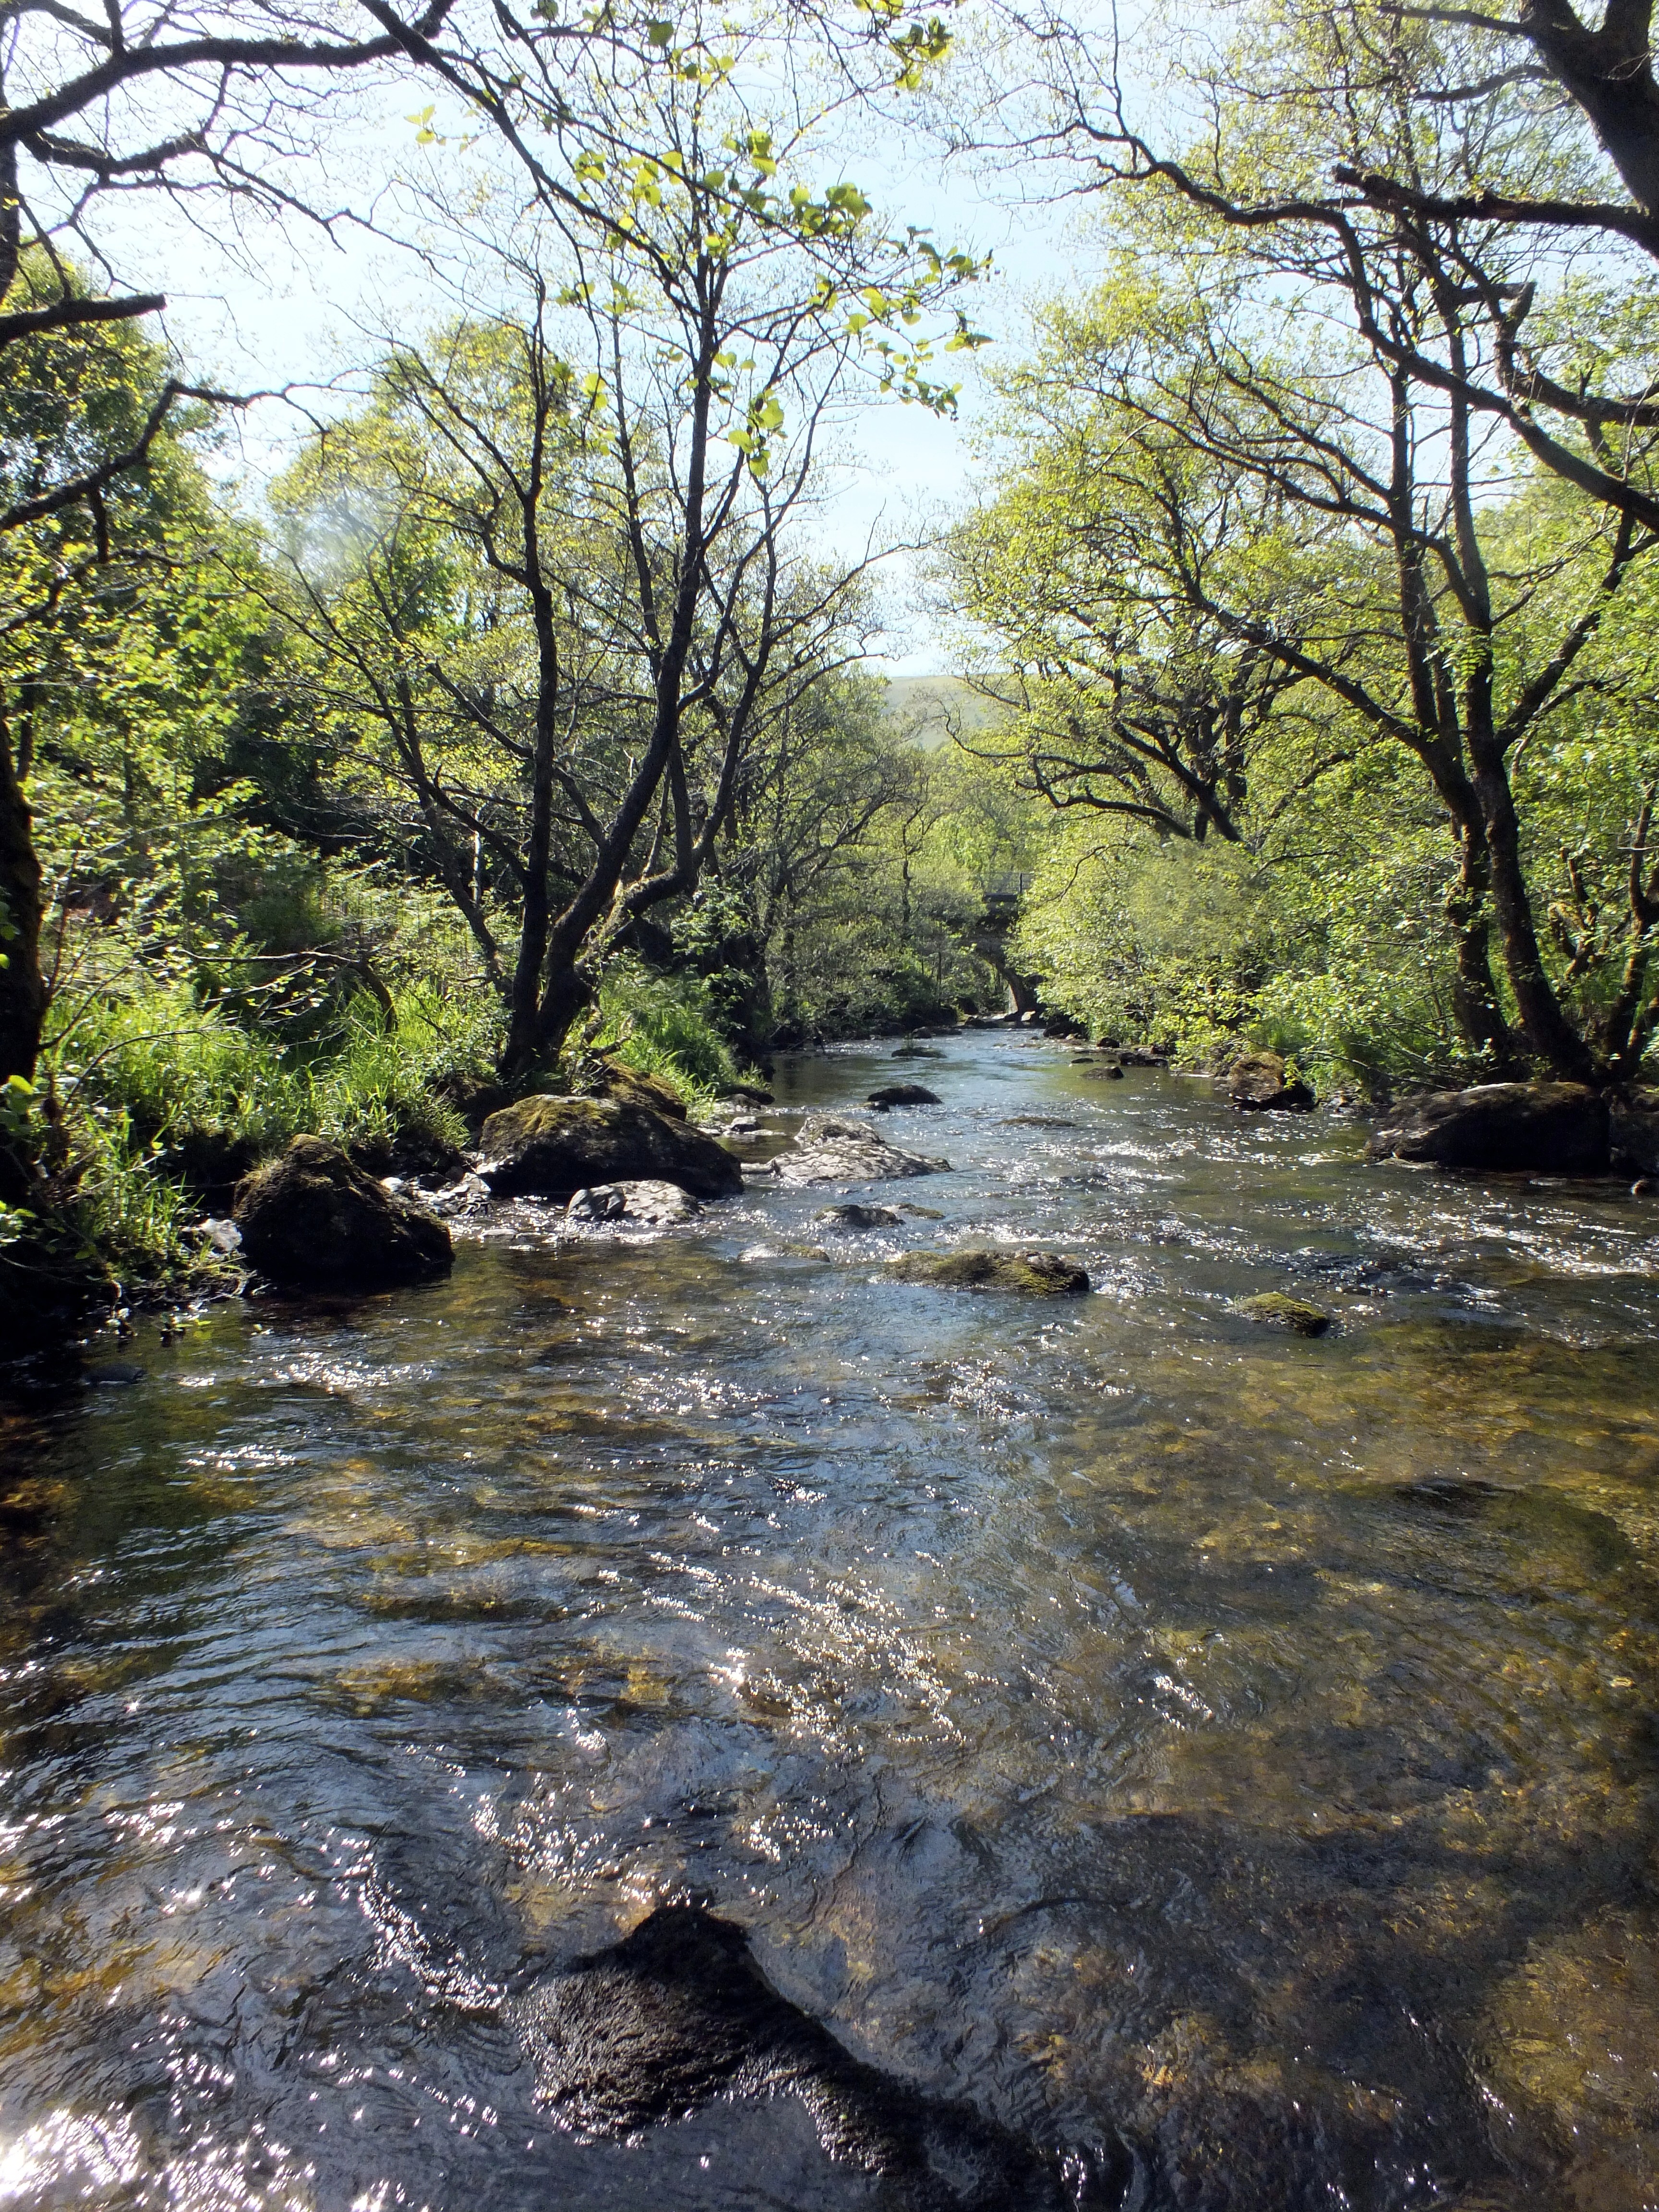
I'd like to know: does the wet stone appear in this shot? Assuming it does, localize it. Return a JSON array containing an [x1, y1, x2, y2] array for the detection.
[[890, 1249, 1090, 1295], [815, 1203, 905, 1229], [232, 1134, 452, 1289], [867, 1084, 942, 1109], [1234, 1292, 1332, 1335], [763, 1115, 950, 1187], [510, 1905, 1121, 2210], [565, 1179, 702, 1226]]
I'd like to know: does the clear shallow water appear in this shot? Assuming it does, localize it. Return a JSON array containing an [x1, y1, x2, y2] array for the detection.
[[3, 1035, 1658, 2212]]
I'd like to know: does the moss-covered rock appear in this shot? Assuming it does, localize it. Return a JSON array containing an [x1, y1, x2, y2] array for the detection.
[[593, 1058, 687, 1120], [232, 1135, 452, 1288], [889, 1248, 1090, 1295], [1369, 1082, 1607, 1172], [478, 1094, 741, 1200], [1227, 1049, 1315, 1112], [1234, 1291, 1332, 1335]]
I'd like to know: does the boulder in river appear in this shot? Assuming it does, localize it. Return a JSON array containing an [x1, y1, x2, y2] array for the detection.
[[1227, 1049, 1315, 1112], [814, 1202, 905, 1229], [890, 1248, 1090, 1295], [565, 1178, 701, 1226], [1234, 1290, 1332, 1335], [592, 1058, 687, 1119], [1368, 1082, 1609, 1174], [867, 1082, 941, 1108], [478, 1095, 743, 1201], [764, 1114, 949, 1187], [510, 1905, 1107, 2209], [1611, 1088, 1659, 1175], [232, 1135, 453, 1288]]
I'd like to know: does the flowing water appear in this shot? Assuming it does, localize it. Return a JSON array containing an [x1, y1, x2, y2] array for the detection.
[[3, 1035, 1659, 2212]]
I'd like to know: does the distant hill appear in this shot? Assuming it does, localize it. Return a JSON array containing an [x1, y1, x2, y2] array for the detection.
[[881, 674, 1013, 750]]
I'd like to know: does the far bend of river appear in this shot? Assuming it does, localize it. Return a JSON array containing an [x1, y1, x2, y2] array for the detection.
[[3, 1035, 1659, 2212]]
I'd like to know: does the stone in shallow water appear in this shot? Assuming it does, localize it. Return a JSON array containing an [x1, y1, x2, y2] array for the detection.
[[814, 1202, 905, 1228], [509, 1905, 1123, 2208], [1227, 1048, 1314, 1112], [1234, 1291, 1332, 1335], [764, 1115, 949, 1187], [565, 1178, 702, 1226], [1368, 1082, 1608, 1173], [478, 1095, 742, 1200], [890, 1249, 1090, 1295], [867, 1083, 942, 1108], [232, 1135, 452, 1288]]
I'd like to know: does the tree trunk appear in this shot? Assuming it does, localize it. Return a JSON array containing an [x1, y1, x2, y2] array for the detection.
[[0, 709, 45, 1087], [1471, 755, 1598, 1081], [1443, 825, 1520, 1073]]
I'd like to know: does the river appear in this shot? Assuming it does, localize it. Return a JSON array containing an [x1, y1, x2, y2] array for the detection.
[[2, 1034, 1657, 2211]]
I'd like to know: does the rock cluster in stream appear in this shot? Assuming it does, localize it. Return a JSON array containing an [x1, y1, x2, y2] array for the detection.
[[867, 1082, 942, 1108], [565, 1178, 702, 1225], [1227, 1048, 1315, 1112]]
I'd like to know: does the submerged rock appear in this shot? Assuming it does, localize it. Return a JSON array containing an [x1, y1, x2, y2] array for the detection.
[[478, 1095, 742, 1201], [565, 1178, 701, 1226], [1234, 1291, 1331, 1335], [1395, 1476, 1516, 1515], [867, 1082, 942, 1108], [1001, 1115, 1080, 1129], [890, 1249, 1090, 1295], [510, 1905, 1118, 2210], [1368, 1082, 1609, 1174], [726, 1081, 776, 1104], [892, 1043, 944, 1059], [232, 1135, 452, 1288], [814, 1202, 905, 1229], [763, 1114, 949, 1187], [1227, 1049, 1315, 1112], [1082, 1063, 1126, 1081]]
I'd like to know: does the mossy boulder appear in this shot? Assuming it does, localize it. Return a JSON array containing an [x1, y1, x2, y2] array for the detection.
[[478, 1095, 742, 1200], [890, 1248, 1090, 1295], [1227, 1049, 1315, 1112], [1369, 1082, 1608, 1173], [232, 1135, 452, 1288], [593, 1058, 687, 1120], [1234, 1291, 1332, 1335]]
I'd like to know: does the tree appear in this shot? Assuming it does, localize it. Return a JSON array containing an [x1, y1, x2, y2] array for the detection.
[[948, 421, 1326, 844], [265, 42, 979, 1072], [985, 1, 1659, 1080], [1025, 0, 1659, 539]]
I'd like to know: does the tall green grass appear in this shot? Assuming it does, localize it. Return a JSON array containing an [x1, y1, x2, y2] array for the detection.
[[587, 959, 741, 1108]]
